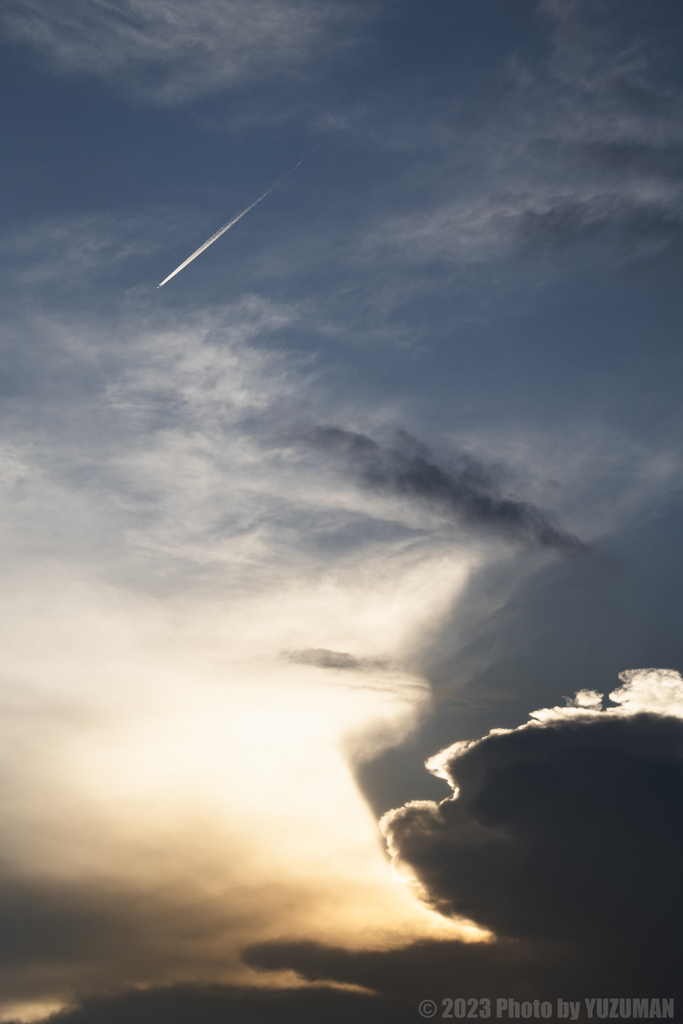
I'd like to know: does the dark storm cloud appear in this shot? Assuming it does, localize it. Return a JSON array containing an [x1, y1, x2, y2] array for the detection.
[[381, 712, 683, 949], [244, 931, 680, 1005], [282, 647, 389, 671], [244, 935, 560, 1003], [350, 502, 683, 823], [244, 702, 683, 1000], [28, 982, 412, 1024], [306, 427, 584, 552]]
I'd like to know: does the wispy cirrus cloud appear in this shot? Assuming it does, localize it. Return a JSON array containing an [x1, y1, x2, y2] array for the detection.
[[0, 212, 176, 286], [360, 1, 683, 273], [366, 186, 683, 268], [0, 0, 370, 104]]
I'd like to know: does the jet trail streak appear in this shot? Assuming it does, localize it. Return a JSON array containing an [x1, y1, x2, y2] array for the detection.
[[157, 152, 314, 288]]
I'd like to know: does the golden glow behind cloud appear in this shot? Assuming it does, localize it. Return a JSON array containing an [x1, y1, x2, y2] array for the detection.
[[0, 304, 490, 1021]]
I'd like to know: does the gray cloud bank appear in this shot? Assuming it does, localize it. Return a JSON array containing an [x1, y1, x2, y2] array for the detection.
[[245, 669, 683, 1001], [306, 427, 584, 552]]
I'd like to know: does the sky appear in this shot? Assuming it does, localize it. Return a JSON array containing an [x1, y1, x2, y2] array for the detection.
[[0, 0, 682, 1020]]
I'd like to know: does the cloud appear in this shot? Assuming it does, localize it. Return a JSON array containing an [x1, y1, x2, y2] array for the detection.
[[367, 177, 683, 273], [608, 666, 683, 716], [0, 870, 279, 1014], [0, 295, 481, 1019], [362, 0, 683, 274], [281, 648, 421, 702], [245, 669, 683, 1000], [380, 668, 683, 987], [0, 210, 677, 1020], [0, 0, 368, 104], [2, 5, 683, 1020], [0, 213, 175, 288], [282, 647, 390, 671], [304, 427, 584, 552], [514, 193, 683, 259], [244, 934, 557, 1003], [23, 982, 413, 1024]]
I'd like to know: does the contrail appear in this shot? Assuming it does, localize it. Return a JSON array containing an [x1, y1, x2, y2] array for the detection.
[[157, 150, 315, 288]]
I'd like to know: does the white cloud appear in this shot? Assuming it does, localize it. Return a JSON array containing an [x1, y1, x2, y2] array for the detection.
[[611, 666, 683, 716], [422, 667, 683, 785]]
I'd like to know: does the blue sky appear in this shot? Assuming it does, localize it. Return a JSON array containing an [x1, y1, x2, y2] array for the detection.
[[0, 1, 682, 1020]]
